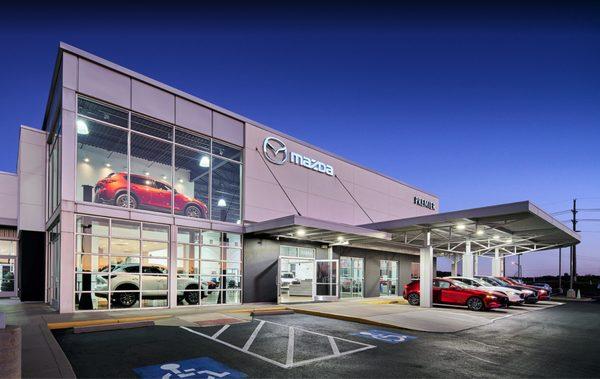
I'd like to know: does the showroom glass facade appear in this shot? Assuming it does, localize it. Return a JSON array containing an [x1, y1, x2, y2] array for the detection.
[[74, 215, 170, 310], [176, 228, 242, 306], [0, 240, 17, 295], [75, 96, 242, 224]]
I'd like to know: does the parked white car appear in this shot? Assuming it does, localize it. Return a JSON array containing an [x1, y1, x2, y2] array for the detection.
[[94, 263, 208, 307], [447, 276, 526, 305]]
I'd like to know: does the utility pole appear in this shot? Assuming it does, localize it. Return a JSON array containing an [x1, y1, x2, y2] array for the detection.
[[572, 199, 578, 280]]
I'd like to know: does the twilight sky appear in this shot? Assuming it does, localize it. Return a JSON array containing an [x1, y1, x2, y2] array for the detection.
[[0, 2, 598, 276]]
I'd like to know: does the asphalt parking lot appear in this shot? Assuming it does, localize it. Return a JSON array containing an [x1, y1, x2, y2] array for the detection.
[[53, 301, 600, 378]]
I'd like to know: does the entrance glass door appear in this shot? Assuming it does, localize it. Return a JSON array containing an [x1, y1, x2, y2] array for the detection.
[[0, 257, 16, 297], [0, 240, 17, 298], [379, 260, 398, 296], [278, 257, 314, 304], [340, 257, 364, 298], [314, 259, 339, 301]]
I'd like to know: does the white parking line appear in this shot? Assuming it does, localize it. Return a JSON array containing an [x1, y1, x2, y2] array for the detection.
[[180, 318, 376, 369], [242, 320, 265, 351], [328, 336, 340, 356], [212, 324, 229, 339], [286, 327, 295, 366]]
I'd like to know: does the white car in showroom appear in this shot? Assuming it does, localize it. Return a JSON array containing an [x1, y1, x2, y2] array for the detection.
[[447, 276, 526, 305], [95, 263, 208, 307]]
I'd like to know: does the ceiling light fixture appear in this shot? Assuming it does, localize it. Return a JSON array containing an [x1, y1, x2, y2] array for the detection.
[[296, 229, 306, 237], [83, 157, 90, 163], [217, 199, 227, 207], [76, 119, 89, 135], [476, 229, 484, 236], [105, 163, 111, 168], [456, 224, 466, 230], [493, 234, 500, 240], [199, 155, 210, 168]]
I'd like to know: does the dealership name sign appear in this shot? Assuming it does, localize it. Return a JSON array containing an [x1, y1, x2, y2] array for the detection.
[[414, 196, 436, 211], [263, 136, 334, 176]]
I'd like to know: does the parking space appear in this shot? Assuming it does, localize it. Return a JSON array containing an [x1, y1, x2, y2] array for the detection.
[[51, 301, 600, 378]]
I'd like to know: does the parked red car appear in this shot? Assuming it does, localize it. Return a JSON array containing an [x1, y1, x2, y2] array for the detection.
[[403, 278, 509, 311], [497, 277, 550, 300], [94, 172, 208, 218]]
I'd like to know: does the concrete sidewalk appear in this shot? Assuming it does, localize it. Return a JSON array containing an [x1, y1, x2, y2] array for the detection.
[[0, 299, 283, 378], [287, 300, 564, 333]]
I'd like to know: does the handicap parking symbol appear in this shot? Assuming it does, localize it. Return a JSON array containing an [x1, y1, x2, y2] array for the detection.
[[352, 329, 417, 344], [134, 357, 247, 379]]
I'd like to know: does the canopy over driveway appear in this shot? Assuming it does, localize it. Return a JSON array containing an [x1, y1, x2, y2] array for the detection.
[[365, 201, 581, 307]]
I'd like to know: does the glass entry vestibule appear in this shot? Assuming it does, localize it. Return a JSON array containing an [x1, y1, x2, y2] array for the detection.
[[340, 257, 364, 298]]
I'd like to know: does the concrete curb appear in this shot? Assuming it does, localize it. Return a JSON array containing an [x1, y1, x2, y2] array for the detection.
[[290, 308, 413, 331], [73, 320, 155, 334], [40, 323, 77, 378], [47, 315, 170, 330]]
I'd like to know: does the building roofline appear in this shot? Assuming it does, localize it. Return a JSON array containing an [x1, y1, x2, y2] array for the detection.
[[57, 42, 439, 200]]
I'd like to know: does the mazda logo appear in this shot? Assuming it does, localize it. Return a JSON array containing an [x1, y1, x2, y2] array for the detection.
[[263, 137, 288, 165]]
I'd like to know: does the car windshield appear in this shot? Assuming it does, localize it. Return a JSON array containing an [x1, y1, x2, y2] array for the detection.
[[449, 280, 472, 289], [492, 278, 511, 286]]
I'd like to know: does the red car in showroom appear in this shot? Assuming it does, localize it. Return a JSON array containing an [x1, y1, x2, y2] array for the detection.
[[404, 278, 509, 311], [94, 172, 208, 218], [497, 276, 550, 300]]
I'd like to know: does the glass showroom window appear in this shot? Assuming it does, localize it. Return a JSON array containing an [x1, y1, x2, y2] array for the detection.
[[0, 240, 17, 294], [76, 98, 129, 205], [47, 118, 61, 218], [74, 215, 169, 311], [174, 129, 211, 220], [76, 96, 243, 224], [130, 122, 173, 214], [176, 228, 242, 306]]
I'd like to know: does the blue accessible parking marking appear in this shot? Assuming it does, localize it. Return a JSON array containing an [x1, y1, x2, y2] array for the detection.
[[352, 329, 417, 344], [134, 357, 247, 379]]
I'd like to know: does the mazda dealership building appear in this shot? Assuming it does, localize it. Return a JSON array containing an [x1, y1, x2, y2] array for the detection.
[[0, 43, 580, 313]]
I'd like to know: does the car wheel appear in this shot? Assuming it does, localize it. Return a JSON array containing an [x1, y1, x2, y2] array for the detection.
[[185, 205, 203, 218], [115, 292, 138, 308], [407, 293, 420, 306], [467, 296, 484, 311], [115, 193, 137, 209], [184, 287, 200, 304]]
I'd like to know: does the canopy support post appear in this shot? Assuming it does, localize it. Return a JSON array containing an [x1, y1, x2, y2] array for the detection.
[[419, 230, 433, 308]]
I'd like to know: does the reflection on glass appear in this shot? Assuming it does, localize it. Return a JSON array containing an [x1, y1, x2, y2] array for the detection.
[[112, 220, 141, 239], [76, 119, 128, 204], [177, 244, 200, 260], [76, 216, 109, 236], [211, 158, 241, 223], [111, 239, 140, 256], [142, 224, 169, 241], [142, 241, 169, 258], [76, 235, 109, 254], [74, 292, 109, 311], [201, 246, 221, 261], [202, 231, 221, 246], [174, 146, 209, 219], [76, 254, 110, 273]]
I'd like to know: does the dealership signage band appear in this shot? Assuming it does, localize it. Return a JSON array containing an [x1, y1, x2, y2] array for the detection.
[[414, 196, 436, 211], [263, 136, 334, 176]]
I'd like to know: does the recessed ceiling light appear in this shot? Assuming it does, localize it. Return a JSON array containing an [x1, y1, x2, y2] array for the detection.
[[144, 171, 150, 176], [296, 229, 306, 237], [337, 236, 344, 242], [456, 224, 466, 230], [217, 198, 227, 207], [493, 234, 500, 240], [105, 163, 111, 168], [178, 179, 184, 183], [83, 157, 90, 163], [476, 229, 484, 236], [506, 238, 513, 243], [162, 175, 167, 180]]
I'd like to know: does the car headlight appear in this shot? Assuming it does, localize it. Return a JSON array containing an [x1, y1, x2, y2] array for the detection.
[[486, 295, 497, 299]]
